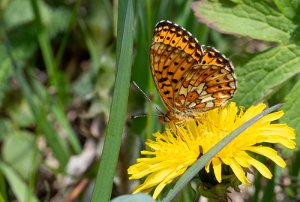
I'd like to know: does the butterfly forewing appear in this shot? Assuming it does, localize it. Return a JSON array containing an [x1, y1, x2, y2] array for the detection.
[[150, 42, 198, 110], [153, 21, 203, 61]]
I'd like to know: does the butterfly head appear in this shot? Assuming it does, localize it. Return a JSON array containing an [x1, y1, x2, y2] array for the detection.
[[158, 114, 171, 124], [158, 111, 183, 124]]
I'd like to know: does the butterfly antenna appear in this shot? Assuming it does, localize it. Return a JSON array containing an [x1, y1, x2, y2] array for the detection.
[[131, 81, 165, 115], [129, 114, 147, 119]]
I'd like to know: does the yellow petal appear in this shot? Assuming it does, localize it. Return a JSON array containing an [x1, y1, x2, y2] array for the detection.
[[246, 146, 286, 167], [247, 157, 272, 179], [234, 151, 251, 168], [133, 169, 172, 194], [229, 158, 251, 185], [212, 158, 222, 183], [262, 137, 296, 149], [261, 111, 283, 122], [205, 161, 211, 173], [238, 103, 266, 124]]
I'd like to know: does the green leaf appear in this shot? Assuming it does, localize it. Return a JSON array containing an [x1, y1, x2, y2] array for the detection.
[[0, 119, 13, 141], [281, 79, 300, 147], [3, 0, 33, 28], [162, 104, 282, 202], [233, 44, 300, 106], [192, 0, 296, 42], [7, 99, 34, 128], [0, 28, 37, 107], [0, 0, 71, 107], [4, 0, 71, 36], [2, 131, 42, 180], [0, 43, 12, 107], [273, 0, 298, 19], [0, 162, 38, 202], [111, 194, 156, 202]]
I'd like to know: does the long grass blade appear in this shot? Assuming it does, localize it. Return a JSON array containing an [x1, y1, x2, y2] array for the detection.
[[3, 32, 70, 166], [91, 0, 135, 201]]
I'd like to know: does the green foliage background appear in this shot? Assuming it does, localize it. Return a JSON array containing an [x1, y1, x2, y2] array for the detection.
[[0, 0, 299, 201]]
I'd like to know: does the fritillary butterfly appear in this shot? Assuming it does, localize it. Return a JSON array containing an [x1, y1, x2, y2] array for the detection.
[[150, 20, 237, 123]]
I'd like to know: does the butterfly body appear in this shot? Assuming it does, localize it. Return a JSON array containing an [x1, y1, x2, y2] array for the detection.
[[158, 110, 200, 124], [150, 20, 237, 124]]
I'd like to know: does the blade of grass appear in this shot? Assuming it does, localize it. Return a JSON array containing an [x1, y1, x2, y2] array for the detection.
[[289, 150, 300, 196], [0, 171, 7, 202], [55, 0, 82, 67], [0, 162, 38, 202], [176, 0, 194, 26], [253, 166, 262, 202], [146, 0, 153, 33], [162, 104, 283, 202], [3, 32, 70, 166], [78, 19, 101, 71], [90, 0, 134, 201], [261, 168, 275, 202], [29, 70, 79, 157], [144, 0, 157, 138], [52, 105, 81, 153], [30, 0, 66, 101], [0, 195, 4, 202], [30, 0, 81, 155]]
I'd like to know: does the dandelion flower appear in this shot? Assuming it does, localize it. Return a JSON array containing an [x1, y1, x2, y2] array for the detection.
[[128, 102, 296, 199]]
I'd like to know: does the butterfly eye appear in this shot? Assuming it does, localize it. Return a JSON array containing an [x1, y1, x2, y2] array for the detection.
[[158, 114, 171, 123], [164, 116, 170, 122]]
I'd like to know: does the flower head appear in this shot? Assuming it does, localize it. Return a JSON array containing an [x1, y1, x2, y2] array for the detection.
[[128, 102, 296, 199]]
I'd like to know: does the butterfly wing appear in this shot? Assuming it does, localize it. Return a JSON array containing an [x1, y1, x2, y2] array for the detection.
[[175, 62, 236, 112], [150, 20, 203, 111], [150, 42, 197, 111], [150, 20, 237, 115], [153, 20, 203, 61], [174, 46, 236, 112]]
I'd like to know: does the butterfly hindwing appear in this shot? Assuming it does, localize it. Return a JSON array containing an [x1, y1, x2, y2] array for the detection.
[[176, 63, 236, 112]]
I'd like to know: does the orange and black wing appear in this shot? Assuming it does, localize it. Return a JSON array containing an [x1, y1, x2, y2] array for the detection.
[[152, 20, 203, 61], [175, 62, 236, 113], [150, 20, 203, 111], [150, 20, 236, 113]]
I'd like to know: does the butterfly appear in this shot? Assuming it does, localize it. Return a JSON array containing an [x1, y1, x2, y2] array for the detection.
[[150, 20, 237, 124]]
